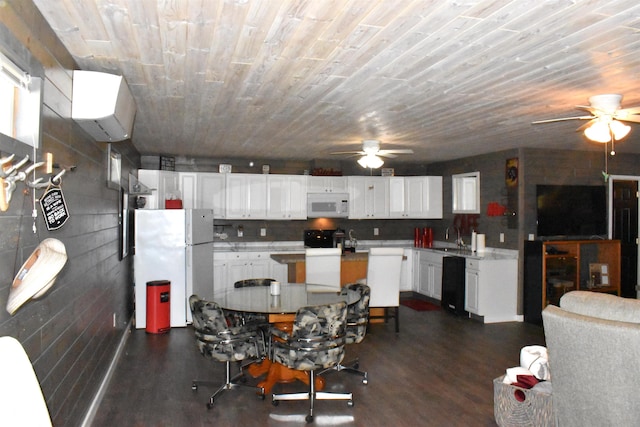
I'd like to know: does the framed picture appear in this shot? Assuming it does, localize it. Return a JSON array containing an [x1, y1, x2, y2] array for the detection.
[[505, 158, 518, 187], [107, 144, 121, 190], [589, 263, 609, 287]]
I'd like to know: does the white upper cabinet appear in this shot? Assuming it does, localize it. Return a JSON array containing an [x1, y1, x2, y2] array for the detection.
[[179, 172, 226, 216], [452, 171, 480, 214], [307, 176, 348, 193], [266, 175, 307, 219], [389, 176, 443, 219], [198, 173, 226, 217], [178, 172, 197, 209], [348, 176, 390, 219], [225, 173, 267, 218], [137, 170, 179, 209]]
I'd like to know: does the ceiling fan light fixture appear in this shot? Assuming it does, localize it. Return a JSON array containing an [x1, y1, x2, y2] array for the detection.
[[610, 120, 631, 140], [357, 154, 384, 169], [584, 119, 630, 143]]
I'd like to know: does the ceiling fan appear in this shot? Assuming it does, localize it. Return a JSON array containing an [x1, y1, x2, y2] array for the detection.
[[532, 94, 640, 144], [331, 139, 414, 168]]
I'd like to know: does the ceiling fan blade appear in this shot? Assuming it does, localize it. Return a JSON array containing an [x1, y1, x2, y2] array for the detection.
[[379, 149, 414, 154], [377, 152, 398, 159], [575, 105, 597, 114], [532, 115, 595, 124], [575, 119, 597, 132], [618, 107, 640, 115], [617, 115, 640, 124], [330, 151, 365, 155]]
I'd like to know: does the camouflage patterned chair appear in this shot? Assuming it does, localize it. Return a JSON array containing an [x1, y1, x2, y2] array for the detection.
[[189, 295, 265, 409], [271, 301, 352, 423], [319, 283, 370, 384]]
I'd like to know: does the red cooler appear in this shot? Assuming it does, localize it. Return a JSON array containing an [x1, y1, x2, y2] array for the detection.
[[146, 280, 171, 334]]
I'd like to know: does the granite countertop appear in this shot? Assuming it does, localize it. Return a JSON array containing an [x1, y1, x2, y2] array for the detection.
[[213, 239, 518, 261], [270, 252, 368, 264], [415, 245, 518, 261]]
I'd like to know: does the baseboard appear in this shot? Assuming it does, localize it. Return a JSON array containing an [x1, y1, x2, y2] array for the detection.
[[80, 317, 133, 427]]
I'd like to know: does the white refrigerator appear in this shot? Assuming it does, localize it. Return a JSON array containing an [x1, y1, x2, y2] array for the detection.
[[134, 209, 215, 328]]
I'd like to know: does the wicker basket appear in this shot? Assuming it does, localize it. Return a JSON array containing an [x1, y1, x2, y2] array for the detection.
[[494, 375, 555, 427]]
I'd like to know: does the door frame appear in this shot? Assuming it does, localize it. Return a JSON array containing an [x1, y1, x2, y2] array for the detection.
[[608, 175, 640, 297]]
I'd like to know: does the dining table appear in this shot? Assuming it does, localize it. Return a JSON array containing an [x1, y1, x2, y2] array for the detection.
[[212, 282, 359, 395]]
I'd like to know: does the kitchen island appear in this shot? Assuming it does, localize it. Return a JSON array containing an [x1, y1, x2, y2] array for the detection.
[[270, 251, 369, 286]]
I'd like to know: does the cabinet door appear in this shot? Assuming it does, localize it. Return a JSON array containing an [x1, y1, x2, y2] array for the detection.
[[267, 175, 307, 219], [178, 172, 197, 209], [418, 254, 432, 296], [213, 259, 228, 293], [198, 173, 226, 217], [432, 262, 443, 300], [225, 174, 267, 218], [465, 269, 479, 314], [348, 176, 389, 219], [406, 176, 443, 219], [388, 177, 406, 218], [308, 176, 348, 193], [287, 175, 308, 219], [399, 248, 413, 291], [246, 174, 267, 218], [452, 172, 480, 214]]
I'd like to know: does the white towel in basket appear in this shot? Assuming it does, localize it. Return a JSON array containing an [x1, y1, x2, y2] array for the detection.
[[520, 345, 550, 381]]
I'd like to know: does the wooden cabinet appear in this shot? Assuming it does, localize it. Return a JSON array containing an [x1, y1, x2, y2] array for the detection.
[[348, 176, 390, 219], [523, 239, 621, 324], [389, 176, 443, 219], [266, 175, 307, 219]]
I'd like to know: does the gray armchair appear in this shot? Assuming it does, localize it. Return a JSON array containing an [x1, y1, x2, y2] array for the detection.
[[542, 291, 640, 426], [319, 283, 370, 384], [271, 301, 353, 423], [189, 295, 265, 408]]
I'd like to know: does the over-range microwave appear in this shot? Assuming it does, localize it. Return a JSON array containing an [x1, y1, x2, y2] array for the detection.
[[307, 193, 349, 218]]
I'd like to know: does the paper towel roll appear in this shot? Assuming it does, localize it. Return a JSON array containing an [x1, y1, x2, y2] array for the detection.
[[476, 234, 486, 252], [471, 231, 477, 252]]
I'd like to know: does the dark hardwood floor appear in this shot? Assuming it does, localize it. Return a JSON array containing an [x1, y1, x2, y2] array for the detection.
[[91, 304, 544, 427]]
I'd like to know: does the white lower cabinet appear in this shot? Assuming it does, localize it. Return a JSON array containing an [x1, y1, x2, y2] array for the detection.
[[416, 250, 444, 300], [464, 257, 518, 323], [399, 248, 414, 292], [213, 252, 287, 293]]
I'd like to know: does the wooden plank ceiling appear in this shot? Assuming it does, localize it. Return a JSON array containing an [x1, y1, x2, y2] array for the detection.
[[33, 0, 640, 164]]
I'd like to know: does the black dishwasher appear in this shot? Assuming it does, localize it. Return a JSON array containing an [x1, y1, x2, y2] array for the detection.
[[441, 256, 466, 315]]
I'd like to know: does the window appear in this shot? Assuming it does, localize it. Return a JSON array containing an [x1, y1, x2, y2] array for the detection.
[[0, 51, 41, 148]]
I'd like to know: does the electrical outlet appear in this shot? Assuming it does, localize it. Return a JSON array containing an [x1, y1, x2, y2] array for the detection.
[[528, 233, 535, 241], [373, 228, 379, 236], [260, 228, 267, 237], [499, 233, 505, 243], [237, 227, 243, 237]]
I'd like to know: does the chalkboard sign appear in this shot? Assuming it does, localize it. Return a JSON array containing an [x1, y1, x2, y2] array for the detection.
[[40, 187, 69, 230]]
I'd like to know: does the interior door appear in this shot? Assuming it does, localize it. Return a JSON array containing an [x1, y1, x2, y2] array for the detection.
[[612, 180, 639, 298]]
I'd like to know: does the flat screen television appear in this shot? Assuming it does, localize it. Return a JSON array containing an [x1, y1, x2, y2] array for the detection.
[[536, 185, 607, 239]]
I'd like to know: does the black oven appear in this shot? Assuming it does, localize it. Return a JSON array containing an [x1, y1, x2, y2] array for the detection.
[[304, 229, 335, 248]]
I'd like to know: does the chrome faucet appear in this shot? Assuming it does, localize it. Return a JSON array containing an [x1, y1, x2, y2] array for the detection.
[[445, 227, 450, 241], [455, 227, 464, 248]]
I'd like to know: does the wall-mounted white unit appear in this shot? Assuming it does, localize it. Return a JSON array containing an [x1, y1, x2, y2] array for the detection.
[[72, 70, 136, 142]]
